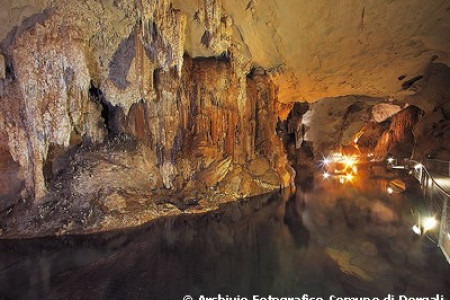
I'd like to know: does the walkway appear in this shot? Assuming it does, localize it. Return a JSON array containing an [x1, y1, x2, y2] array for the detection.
[[411, 159, 450, 265], [425, 158, 450, 195], [429, 172, 450, 195]]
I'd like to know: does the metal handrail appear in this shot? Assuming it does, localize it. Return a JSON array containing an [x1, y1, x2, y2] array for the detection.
[[425, 159, 450, 177], [427, 158, 450, 163], [406, 159, 450, 198], [405, 159, 450, 264]]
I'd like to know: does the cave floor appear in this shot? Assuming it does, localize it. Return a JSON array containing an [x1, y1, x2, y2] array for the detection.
[[0, 169, 449, 300]]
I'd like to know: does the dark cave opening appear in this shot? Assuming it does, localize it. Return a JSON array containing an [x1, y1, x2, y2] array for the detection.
[[88, 81, 123, 137], [402, 75, 424, 90], [89, 82, 109, 128], [189, 51, 231, 64]]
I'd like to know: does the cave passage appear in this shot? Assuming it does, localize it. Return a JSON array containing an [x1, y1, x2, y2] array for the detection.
[[1, 0, 450, 298], [0, 167, 448, 300]]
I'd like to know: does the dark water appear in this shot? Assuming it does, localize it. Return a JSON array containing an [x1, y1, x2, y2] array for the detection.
[[0, 172, 449, 300]]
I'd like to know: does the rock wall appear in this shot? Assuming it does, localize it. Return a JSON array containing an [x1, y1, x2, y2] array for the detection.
[[353, 106, 423, 159], [354, 63, 450, 161], [0, 0, 291, 237], [296, 96, 424, 159], [0, 0, 448, 236], [300, 96, 400, 156], [407, 63, 450, 160]]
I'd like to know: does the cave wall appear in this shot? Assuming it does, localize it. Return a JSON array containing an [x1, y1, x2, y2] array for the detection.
[[406, 63, 450, 160], [298, 95, 426, 159], [0, 0, 449, 236], [0, 0, 292, 236], [301, 96, 402, 156]]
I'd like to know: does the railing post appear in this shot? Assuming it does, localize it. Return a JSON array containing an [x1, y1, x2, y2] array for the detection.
[[439, 197, 448, 248], [408, 158, 450, 264], [431, 179, 434, 202]]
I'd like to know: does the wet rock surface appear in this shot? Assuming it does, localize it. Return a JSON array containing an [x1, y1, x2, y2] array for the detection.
[[0, 0, 295, 237], [286, 96, 427, 160], [0, 55, 291, 238]]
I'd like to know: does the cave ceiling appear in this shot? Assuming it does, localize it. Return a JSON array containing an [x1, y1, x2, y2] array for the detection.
[[1, 0, 450, 103]]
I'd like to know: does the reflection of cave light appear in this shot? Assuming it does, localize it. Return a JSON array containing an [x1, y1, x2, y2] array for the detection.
[[387, 157, 394, 164], [387, 187, 393, 194], [423, 217, 437, 232], [414, 164, 422, 170], [412, 224, 421, 235], [343, 156, 356, 167]]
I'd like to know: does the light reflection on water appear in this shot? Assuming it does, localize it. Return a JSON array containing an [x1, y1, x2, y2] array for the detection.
[[0, 170, 449, 300]]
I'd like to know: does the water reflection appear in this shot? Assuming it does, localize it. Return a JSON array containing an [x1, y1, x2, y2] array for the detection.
[[0, 172, 449, 300]]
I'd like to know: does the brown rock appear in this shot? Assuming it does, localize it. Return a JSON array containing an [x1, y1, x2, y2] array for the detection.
[[248, 158, 270, 176], [102, 192, 127, 213], [360, 241, 378, 256], [0, 2, 293, 236], [357, 122, 387, 154], [218, 168, 243, 195], [373, 106, 422, 158], [198, 157, 232, 187], [259, 169, 280, 186], [239, 171, 255, 195]]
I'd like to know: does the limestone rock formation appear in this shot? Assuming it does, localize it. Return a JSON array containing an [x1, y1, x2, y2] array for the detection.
[[407, 63, 450, 160], [0, 0, 449, 236], [0, 0, 293, 237], [301, 96, 392, 156], [2, 0, 450, 103], [372, 106, 422, 158], [295, 96, 425, 159]]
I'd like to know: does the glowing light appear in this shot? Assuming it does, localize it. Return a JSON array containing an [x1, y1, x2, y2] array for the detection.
[[352, 166, 357, 173], [323, 158, 330, 165], [412, 224, 421, 235], [323, 172, 330, 179], [343, 156, 356, 167], [345, 173, 353, 181], [339, 176, 345, 184], [422, 217, 438, 232], [387, 187, 393, 194], [414, 164, 422, 170], [387, 157, 394, 164]]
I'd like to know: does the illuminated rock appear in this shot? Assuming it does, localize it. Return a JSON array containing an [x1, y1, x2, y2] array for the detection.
[[0, 0, 449, 236]]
